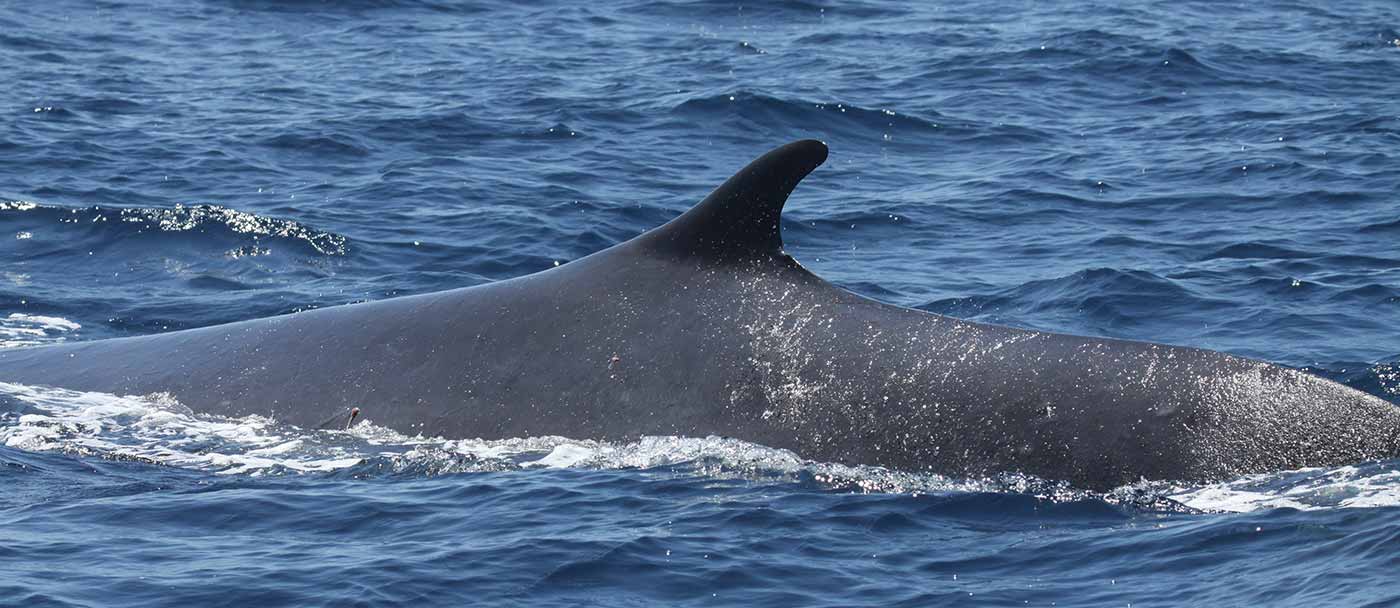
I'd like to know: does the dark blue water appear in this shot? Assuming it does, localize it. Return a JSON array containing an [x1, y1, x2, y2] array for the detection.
[[3, 1, 1400, 605]]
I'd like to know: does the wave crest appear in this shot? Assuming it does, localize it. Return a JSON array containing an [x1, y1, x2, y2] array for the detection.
[[2, 200, 348, 256], [0, 313, 81, 348]]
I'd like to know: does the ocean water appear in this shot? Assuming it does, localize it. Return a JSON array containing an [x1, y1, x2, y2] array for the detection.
[[3, 0, 1400, 606]]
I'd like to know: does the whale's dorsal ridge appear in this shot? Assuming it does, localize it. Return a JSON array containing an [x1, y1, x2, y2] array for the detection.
[[639, 139, 828, 260]]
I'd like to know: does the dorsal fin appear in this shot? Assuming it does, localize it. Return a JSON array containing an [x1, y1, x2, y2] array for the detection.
[[639, 139, 828, 260]]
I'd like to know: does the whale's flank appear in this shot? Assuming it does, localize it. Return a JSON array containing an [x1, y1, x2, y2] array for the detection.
[[0, 140, 1397, 491]]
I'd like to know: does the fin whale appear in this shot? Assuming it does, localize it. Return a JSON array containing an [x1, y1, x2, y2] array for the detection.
[[2, 140, 1397, 490]]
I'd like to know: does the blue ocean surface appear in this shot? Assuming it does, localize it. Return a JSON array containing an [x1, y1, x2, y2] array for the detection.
[[3, 0, 1400, 606]]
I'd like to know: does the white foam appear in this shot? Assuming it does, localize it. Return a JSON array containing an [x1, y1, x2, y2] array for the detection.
[[0, 381, 1396, 510], [531, 443, 597, 468], [0, 313, 82, 348], [1168, 462, 1400, 512], [0, 382, 355, 474]]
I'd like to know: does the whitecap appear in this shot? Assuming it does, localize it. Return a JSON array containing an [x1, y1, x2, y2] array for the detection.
[[0, 313, 82, 348]]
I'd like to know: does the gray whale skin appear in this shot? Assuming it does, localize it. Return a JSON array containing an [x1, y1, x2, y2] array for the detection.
[[2, 140, 1397, 490]]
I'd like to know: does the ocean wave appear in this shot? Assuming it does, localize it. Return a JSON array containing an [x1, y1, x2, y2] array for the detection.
[[262, 132, 372, 158], [1, 200, 347, 256], [0, 313, 81, 348], [1202, 241, 1314, 260], [673, 92, 939, 132], [1359, 218, 1400, 233], [923, 267, 1226, 336], [634, 0, 902, 20], [1039, 28, 1141, 55], [671, 91, 1054, 144], [1341, 28, 1400, 50], [219, 0, 493, 14]]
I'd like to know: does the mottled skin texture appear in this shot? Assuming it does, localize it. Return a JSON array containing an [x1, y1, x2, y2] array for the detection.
[[1, 141, 1396, 490]]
